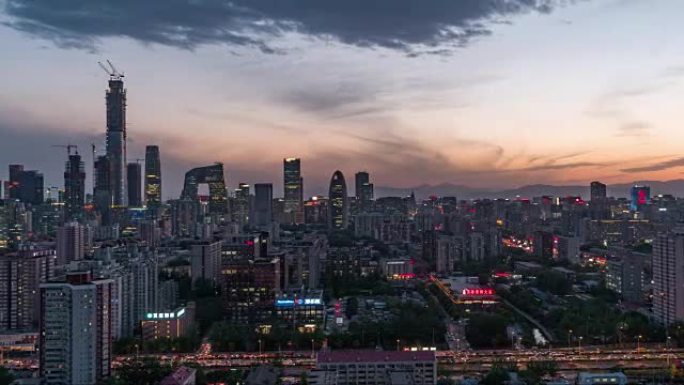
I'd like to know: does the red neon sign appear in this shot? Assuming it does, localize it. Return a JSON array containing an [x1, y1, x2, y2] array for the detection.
[[461, 288, 495, 296], [638, 190, 647, 205]]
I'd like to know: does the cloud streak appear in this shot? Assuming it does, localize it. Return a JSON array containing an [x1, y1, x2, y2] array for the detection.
[[621, 157, 684, 173], [616, 121, 651, 137], [4, 0, 577, 53]]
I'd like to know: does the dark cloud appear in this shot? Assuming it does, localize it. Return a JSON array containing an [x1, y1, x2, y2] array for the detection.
[[621, 157, 684, 173], [4, 0, 575, 53], [278, 82, 379, 117]]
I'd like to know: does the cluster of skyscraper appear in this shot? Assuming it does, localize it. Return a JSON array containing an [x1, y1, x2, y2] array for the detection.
[[7, 65, 681, 385]]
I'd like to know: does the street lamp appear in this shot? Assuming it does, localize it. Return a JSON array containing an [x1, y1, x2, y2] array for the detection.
[[258, 339, 263, 355], [568, 329, 573, 348], [636, 335, 642, 353], [397, 339, 401, 351], [578, 336, 583, 352], [311, 339, 315, 358]]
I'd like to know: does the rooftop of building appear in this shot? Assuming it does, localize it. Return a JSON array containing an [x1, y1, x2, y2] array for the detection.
[[160, 366, 196, 385], [245, 365, 279, 385], [317, 350, 435, 364]]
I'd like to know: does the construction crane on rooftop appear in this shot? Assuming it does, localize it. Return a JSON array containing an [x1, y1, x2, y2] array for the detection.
[[52, 144, 78, 156], [98, 60, 124, 80]]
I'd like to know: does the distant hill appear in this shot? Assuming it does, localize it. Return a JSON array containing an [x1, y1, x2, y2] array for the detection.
[[375, 179, 684, 200]]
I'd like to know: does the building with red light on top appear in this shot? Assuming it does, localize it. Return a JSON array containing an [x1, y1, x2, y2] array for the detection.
[[380, 258, 414, 280]]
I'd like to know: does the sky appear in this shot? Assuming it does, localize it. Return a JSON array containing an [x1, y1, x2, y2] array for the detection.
[[2, 0, 684, 199]]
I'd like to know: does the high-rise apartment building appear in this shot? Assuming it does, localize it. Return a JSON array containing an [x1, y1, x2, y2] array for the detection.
[[93, 155, 112, 219], [0, 248, 55, 331], [283, 158, 303, 224], [605, 248, 644, 303], [328, 171, 348, 230], [253, 183, 273, 229], [126, 162, 142, 207], [144, 145, 162, 208], [40, 273, 113, 385], [105, 76, 127, 207], [57, 222, 86, 265], [64, 153, 85, 220], [653, 228, 684, 326]]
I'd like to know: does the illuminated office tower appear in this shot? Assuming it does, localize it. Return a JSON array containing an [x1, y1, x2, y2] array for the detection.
[[144, 145, 162, 207], [181, 163, 228, 215], [64, 153, 85, 221], [8, 165, 44, 206], [630, 185, 650, 212], [105, 74, 127, 207], [127, 162, 142, 208], [8, 165, 23, 200], [328, 170, 348, 230], [283, 158, 303, 224], [232, 183, 250, 228]]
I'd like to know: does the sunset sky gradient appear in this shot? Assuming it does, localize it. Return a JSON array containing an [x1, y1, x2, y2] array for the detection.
[[1, 0, 684, 198]]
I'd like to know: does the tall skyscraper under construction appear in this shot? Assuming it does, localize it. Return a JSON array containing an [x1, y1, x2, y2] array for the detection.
[[104, 67, 127, 207], [64, 153, 85, 221]]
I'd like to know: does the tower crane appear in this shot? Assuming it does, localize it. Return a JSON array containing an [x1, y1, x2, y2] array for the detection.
[[98, 59, 124, 80], [52, 144, 78, 155]]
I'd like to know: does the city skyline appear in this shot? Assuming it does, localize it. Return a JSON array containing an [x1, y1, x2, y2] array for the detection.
[[5, 3, 684, 384], [3, 1, 684, 197]]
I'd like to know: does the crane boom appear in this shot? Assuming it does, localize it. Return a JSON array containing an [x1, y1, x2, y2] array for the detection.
[[98, 60, 124, 80], [52, 144, 78, 155]]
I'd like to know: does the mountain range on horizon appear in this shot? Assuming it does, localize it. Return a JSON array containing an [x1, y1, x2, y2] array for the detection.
[[373, 179, 684, 200]]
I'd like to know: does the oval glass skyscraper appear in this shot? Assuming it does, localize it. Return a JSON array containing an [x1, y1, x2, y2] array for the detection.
[[328, 170, 348, 231]]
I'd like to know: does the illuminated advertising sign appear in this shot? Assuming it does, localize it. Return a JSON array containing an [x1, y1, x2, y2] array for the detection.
[[145, 307, 188, 320], [275, 298, 322, 307], [461, 288, 495, 296]]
